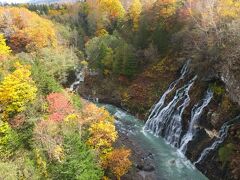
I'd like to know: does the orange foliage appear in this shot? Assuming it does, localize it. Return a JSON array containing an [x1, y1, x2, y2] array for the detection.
[[0, 7, 57, 52], [81, 103, 114, 124], [9, 31, 30, 52], [81, 103, 118, 158], [103, 148, 132, 180]]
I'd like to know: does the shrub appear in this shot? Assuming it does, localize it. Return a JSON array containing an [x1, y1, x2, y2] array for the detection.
[[219, 143, 235, 166], [70, 94, 82, 110], [0, 121, 20, 159], [0, 161, 18, 179], [103, 148, 132, 180], [0, 62, 37, 118], [49, 134, 103, 180], [47, 92, 74, 122], [210, 83, 225, 96], [0, 34, 11, 60], [31, 63, 62, 95]]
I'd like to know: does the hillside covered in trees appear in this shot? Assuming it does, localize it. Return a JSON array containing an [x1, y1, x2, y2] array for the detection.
[[0, 0, 240, 180]]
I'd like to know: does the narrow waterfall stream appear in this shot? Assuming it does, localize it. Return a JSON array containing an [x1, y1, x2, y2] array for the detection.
[[194, 115, 240, 165], [147, 61, 189, 121], [179, 90, 213, 153], [101, 104, 208, 180], [70, 67, 85, 91]]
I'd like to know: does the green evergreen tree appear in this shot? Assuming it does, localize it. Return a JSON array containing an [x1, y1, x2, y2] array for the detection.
[[113, 41, 137, 77], [123, 45, 137, 77], [50, 134, 103, 180], [96, 43, 108, 71]]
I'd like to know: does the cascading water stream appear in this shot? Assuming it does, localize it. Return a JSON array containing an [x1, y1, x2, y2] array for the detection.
[[163, 78, 195, 147], [70, 67, 85, 91], [179, 90, 213, 153], [147, 61, 189, 121], [144, 71, 197, 147], [194, 115, 240, 165]]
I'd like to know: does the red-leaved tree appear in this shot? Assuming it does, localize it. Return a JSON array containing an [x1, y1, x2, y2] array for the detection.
[[47, 93, 74, 121]]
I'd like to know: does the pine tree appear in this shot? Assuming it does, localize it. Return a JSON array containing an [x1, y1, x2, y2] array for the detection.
[[50, 134, 103, 180], [113, 41, 137, 77]]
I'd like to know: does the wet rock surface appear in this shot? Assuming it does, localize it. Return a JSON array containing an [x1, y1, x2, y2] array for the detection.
[[115, 132, 158, 180]]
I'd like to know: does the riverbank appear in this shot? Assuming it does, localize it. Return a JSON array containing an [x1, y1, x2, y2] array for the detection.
[[101, 104, 208, 180], [116, 130, 157, 180]]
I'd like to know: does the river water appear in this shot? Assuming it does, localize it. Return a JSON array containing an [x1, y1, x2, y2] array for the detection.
[[101, 104, 208, 180]]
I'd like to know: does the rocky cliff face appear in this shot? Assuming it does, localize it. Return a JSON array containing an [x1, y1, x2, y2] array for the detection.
[[220, 58, 240, 106]]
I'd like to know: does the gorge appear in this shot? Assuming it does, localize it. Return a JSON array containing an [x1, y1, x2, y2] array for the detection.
[[76, 60, 240, 180], [1, 0, 240, 179]]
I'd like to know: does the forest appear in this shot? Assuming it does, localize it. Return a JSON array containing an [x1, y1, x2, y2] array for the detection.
[[0, 0, 240, 180]]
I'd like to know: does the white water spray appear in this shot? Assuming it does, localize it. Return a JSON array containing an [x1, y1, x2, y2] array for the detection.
[[179, 90, 213, 153], [70, 67, 85, 91], [144, 61, 197, 147]]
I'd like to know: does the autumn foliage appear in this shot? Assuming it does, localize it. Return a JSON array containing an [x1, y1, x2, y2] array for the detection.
[[82, 104, 118, 154], [0, 34, 11, 60], [81, 103, 114, 124], [103, 148, 132, 180], [129, 0, 142, 31], [0, 2, 136, 180], [98, 0, 125, 19], [0, 62, 37, 118], [0, 7, 57, 52], [47, 92, 74, 121]]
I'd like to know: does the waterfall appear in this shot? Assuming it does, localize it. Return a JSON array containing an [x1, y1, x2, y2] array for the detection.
[[179, 90, 213, 153], [70, 67, 85, 91], [144, 67, 197, 147], [194, 115, 240, 165], [147, 61, 189, 121], [163, 79, 193, 147]]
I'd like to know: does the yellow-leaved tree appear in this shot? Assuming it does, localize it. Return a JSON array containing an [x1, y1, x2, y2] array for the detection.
[[0, 7, 57, 52], [87, 121, 118, 154], [98, 0, 126, 19], [0, 34, 11, 60], [217, 0, 240, 18], [129, 0, 142, 31], [103, 148, 132, 180], [0, 62, 37, 118], [83, 103, 131, 179], [156, 0, 178, 18], [84, 104, 118, 156]]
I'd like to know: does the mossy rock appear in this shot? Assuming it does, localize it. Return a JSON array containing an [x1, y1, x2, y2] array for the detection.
[[218, 143, 235, 164]]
